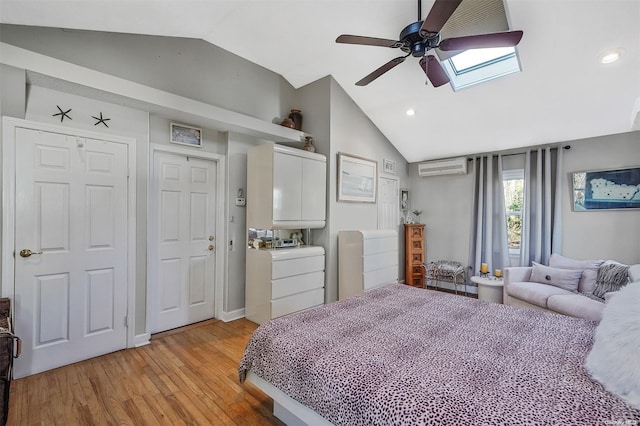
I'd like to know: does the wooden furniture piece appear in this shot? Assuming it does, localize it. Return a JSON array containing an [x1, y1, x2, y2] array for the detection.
[[470, 275, 504, 303], [404, 224, 425, 288], [245, 246, 325, 324], [338, 230, 398, 301]]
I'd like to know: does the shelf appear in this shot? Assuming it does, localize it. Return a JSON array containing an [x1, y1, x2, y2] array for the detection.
[[1, 42, 306, 143]]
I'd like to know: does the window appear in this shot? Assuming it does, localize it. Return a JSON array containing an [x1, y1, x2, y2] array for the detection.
[[441, 46, 521, 91], [502, 169, 524, 254]]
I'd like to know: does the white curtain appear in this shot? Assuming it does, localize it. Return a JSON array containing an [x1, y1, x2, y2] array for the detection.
[[468, 155, 509, 275], [519, 147, 563, 266]]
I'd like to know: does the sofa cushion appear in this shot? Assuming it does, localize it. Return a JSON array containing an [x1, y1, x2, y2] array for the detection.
[[547, 294, 604, 322], [593, 262, 630, 299], [549, 254, 604, 294], [530, 262, 583, 292], [506, 281, 574, 308]]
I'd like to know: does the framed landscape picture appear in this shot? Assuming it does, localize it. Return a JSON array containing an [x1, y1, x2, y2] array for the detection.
[[337, 152, 377, 203], [572, 166, 640, 211]]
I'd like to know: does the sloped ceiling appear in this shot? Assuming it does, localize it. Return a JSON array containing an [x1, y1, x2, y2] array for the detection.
[[1, 0, 639, 162]]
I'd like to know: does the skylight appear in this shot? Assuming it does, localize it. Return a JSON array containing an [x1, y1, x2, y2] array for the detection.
[[441, 46, 521, 91]]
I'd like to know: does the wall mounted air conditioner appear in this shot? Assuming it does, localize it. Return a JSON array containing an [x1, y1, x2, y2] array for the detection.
[[418, 157, 468, 177]]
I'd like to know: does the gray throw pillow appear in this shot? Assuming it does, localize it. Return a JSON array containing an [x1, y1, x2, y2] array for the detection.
[[593, 263, 630, 299], [530, 262, 583, 292], [549, 254, 604, 294]]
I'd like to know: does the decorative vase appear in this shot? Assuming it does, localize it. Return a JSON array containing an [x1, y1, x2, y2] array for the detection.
[[303, 136, 315, 152], [280, 118, 296, 129], [288, 109, 303, 131]]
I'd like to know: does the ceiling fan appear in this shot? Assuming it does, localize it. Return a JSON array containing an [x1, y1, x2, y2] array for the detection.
[[336, 0, 523, 87]]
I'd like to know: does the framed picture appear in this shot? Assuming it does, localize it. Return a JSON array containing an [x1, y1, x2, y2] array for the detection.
[[400, 189, 409, 211], [337, 152, 377, 203], [170, 122, 202, 147], [572, 166, 640, 211], [383, 158, 397, 174]]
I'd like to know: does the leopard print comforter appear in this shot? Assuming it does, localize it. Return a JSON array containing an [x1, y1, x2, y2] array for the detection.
[[239, 283, 640, 425]]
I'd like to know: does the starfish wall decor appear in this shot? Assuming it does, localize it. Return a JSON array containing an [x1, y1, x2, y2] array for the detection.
[[52, 105, 72, 122], [92, 112, 111, 128]]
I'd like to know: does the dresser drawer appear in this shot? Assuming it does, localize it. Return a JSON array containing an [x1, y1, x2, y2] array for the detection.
[[363, 265, 397, 290], [363, 236, 396, 255], [272, 255, 325, 280], [363, 250, 398, 273], [272, 271, 324, 299], [271, 288, 325, 319]]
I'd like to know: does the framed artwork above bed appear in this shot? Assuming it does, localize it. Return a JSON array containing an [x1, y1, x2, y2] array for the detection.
[[572, 166, 640, 211]]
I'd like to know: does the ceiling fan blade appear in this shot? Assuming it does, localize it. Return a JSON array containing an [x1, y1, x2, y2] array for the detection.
[[419, 0, 463, 36], [419, 55, 450, 87], [356, 56, 407, 86], [336, 34, 404, 48], [439, 30, 524, 51]]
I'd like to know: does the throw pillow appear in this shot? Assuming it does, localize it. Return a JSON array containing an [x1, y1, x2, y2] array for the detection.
[[592, 263, 630, 299], [529, 262, 582, 292], [585, 282, 640, 409], [548, 254, 604, 294]]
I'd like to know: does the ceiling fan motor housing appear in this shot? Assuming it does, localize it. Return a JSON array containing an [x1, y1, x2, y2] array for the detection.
[[399, 21, 441, 57]]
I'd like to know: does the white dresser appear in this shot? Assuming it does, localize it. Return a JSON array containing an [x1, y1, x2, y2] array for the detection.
[[245, 246, 325, 324], [338, 230, 398, 301]]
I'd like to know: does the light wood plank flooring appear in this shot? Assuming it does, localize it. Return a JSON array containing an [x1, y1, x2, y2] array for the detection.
[[7, 319, 283, 425]]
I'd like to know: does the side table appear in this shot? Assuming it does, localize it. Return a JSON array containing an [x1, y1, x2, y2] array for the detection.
[[470, 275, 504, 303]]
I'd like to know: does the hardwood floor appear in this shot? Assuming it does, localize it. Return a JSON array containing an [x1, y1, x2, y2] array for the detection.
[[7, 319, 283, 425]]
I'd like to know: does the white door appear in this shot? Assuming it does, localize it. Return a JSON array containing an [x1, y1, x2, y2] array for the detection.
[[151, 152, 217, 333], [378, 176, 400, 230], [13, 128, 129, 378]]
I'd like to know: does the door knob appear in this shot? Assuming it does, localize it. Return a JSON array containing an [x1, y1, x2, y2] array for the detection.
[[209, 235, 214, 241], [19, 249, 43, 258], [208, 245, 215, 251]]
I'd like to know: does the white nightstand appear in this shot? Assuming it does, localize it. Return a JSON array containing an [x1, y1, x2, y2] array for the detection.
[[470, 275, 504, 304]]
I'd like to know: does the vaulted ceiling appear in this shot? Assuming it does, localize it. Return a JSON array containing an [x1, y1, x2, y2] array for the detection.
[[2, 0, 639, 162]]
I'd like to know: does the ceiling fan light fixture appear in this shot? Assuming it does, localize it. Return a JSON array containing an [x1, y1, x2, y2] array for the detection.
[[600, 49, 623, 64]]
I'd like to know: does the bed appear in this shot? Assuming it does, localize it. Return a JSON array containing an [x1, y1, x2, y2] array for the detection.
[[239, 283, 640, 425]]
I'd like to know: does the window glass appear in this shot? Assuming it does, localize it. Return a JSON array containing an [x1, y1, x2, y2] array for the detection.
[[503, 170, 524, 251]]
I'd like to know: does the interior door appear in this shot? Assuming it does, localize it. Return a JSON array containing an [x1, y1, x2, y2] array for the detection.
[[378, 176, 400, 230], [151, 152, 217, 333], [13, 128, 129, 378]]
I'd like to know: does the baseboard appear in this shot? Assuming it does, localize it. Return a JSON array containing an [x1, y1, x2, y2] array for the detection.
[[133, 332, 151, 347], [220, 308, 245, 322]]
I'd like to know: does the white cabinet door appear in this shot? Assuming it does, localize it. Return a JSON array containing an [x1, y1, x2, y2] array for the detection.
[[301, 157, 327, 222], [273, 152, 302, 222]]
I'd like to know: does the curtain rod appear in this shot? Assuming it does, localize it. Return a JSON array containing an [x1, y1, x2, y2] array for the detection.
[[468, 145, 571, 160]]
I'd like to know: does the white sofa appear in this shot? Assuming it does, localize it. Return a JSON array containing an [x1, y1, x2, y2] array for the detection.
[[504, 257, 640, 322]]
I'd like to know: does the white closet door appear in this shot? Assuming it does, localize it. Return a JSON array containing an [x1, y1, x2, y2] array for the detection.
[[151, 152, 217, 333], [378, 176, 400, 230], [13, 128, 129, 378]]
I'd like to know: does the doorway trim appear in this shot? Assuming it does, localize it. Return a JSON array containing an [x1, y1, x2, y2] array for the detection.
[[147, 143, 226, 335], [1, 116, 138, 347]]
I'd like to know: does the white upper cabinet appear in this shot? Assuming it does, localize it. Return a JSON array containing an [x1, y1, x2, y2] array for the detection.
[[248, 143, 326, 229]]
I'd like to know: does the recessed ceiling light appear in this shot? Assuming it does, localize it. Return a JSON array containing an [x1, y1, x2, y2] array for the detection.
[[406, 109, 415, 116], [600, 49, 623, 64]]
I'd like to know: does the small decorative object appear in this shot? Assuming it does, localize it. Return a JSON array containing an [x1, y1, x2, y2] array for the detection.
[[52, 105, 72, 122], [480, 262, 489, 277], [303, 136, 315, 152], [288, 109, 303, 131], [92, 112, 110, 128], [383, 158, 397, 174], [337, 152, 377, 203], [170, 122, 202, 147], [280, 118, 296, 129], [405, 213, 414, 224], [400, 189, 409, 211], [494, 269, 503, 278], [411, 209, 423, 223], [572, 166, 640, 211]]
